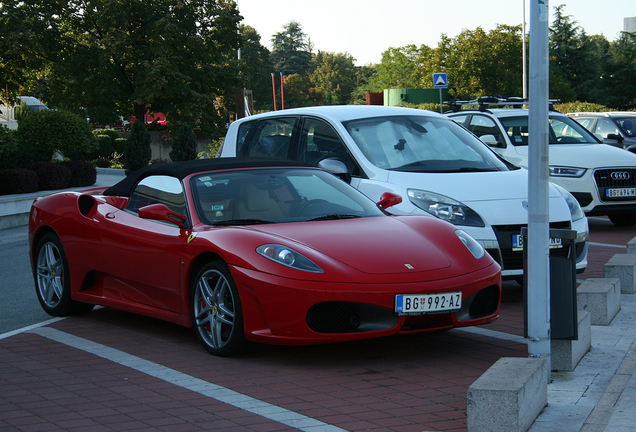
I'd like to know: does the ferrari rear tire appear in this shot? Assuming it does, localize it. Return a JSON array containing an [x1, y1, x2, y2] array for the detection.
[[34, 233, 94, 316], [192, 261, 248, 356]]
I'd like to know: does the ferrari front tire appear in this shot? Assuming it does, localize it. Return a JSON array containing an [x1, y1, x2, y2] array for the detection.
[[192, 261, 248, 356], [34, 232, 94, 316]]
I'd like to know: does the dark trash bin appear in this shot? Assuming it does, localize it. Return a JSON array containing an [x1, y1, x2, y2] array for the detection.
[[522, 227, 578, 340]]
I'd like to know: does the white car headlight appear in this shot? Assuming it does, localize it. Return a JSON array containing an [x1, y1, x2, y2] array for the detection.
[[407, 189, 485, 227], [455, 230, 485, 259], [257, 244, 324, 273], [549, 166, 586, 178], [553, 184, 586, 222]]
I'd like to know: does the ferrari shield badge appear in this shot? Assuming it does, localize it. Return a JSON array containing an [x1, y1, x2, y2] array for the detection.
[[187, 232, 198, 244]]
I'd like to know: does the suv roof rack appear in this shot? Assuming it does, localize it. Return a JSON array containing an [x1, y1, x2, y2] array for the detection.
[[447, 96, 560, 113]]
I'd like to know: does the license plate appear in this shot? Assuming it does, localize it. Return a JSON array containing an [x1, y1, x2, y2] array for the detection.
[[607, 188, 636, 198], [512, 234, 563, 251], [395, 292, 462, 315]]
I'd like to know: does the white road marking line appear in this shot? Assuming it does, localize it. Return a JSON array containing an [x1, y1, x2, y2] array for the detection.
[[28, 327, 347, 432], [588, 242, 627, 249]]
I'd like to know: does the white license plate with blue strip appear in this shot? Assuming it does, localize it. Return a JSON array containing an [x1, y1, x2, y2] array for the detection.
[[395, 292, 462, 315]]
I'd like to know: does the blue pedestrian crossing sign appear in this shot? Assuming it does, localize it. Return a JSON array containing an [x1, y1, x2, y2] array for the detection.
[[433, 73, 448, 88]]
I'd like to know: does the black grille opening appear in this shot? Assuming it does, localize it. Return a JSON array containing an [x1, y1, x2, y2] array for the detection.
[[456, 285, 501, 321], [306, 302, 397, 334], [571, 192, 593, 207]]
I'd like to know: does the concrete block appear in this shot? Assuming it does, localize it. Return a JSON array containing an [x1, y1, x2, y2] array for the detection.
[[467, 357, 547, 432], [604, 254, 636, 294], [577, 278, 621, 325], [551, 311, 591, 371], [627, 236, 636, 254]]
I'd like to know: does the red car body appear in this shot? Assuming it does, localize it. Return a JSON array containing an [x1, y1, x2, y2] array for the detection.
[[29, 158, 501, 355]]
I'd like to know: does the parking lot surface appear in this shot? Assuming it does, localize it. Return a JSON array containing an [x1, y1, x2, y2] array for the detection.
[[1, 215, 635, 431]]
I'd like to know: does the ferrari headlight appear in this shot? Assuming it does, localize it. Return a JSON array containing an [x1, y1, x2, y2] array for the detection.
[[455, 230, 485, 259], [257, 244, 324, 273], [549, 166, 586, 178], [407, 189, 485, 227], [553, 184, 586, 222]]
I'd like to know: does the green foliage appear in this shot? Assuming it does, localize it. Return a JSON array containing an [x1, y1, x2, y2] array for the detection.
[[125, 121, 152, 171], [169, 124, 197, 162], [14, 102, 34, 123], [16, 109, 97, 163], [310, 51, 358, 105], [94, 135, 115, 159], [553, 101, 613, 113], [368, 45, 431, 91], [271, 21, 313, 76], [198, 137, 225, 159], [114, 138, 127, 154], [0, 126, 17, 169], [239, 25, 275, 111], [3, 0, 243, 136]]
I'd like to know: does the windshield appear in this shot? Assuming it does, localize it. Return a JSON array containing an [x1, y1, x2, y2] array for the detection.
[[499, 115, 600, 145], [343, 115, 511, 172], [190, 168, 385, 225]]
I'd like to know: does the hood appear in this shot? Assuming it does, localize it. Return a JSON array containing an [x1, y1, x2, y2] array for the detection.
[[512, 143, 636, 169], [248, 216, 453, 275], [386, 168, 562, 203]]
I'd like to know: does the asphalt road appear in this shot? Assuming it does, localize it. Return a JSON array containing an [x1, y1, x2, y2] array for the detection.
[[0, 226, 53, 334]]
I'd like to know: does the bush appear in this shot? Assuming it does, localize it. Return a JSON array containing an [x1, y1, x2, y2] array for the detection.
[[92, 128, 120, 158], [18, 109, 98, 162], [125, 121, 152, 171], [169, 124, 197, 162], [94, 134, 115, 159], [0, 168, 38, 195], [553, 101, 613, 114], [63, 161, 97, 187], [25, 161, 71, 191], [0, 126, 18, 169], [114, 137, 127, 154]]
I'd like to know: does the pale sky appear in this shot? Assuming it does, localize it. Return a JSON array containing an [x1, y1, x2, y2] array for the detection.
[[236, 0, 636, 66]]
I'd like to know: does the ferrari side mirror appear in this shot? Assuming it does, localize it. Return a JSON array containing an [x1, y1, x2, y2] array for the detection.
[[377, 192, 402, 210]]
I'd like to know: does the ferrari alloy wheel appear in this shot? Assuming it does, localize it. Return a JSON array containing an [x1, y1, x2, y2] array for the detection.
[[34, 233, 93, 316], [192, 261, 247, 356]]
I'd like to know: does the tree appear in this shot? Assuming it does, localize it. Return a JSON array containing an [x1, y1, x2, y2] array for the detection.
[[271, 21, 313, 77], [280, 74, 323, 108], [310, 51, 358, 105], [549, 4, 591, 101], [3, 0, 243, 136], [0, 0, 61, 103], [169, 124, 197, 162], [430, 25, 523, 99], [368, 45, 429, 90], [238, 25, 275, 111], [125, 120, 152, 171], [603, 31, 636, 109]]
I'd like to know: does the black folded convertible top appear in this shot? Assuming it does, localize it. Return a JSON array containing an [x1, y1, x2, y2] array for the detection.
[[103, 157, 312, 197]]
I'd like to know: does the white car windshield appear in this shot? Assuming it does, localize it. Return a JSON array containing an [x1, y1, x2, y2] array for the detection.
[[343, 115, 511, 173]]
